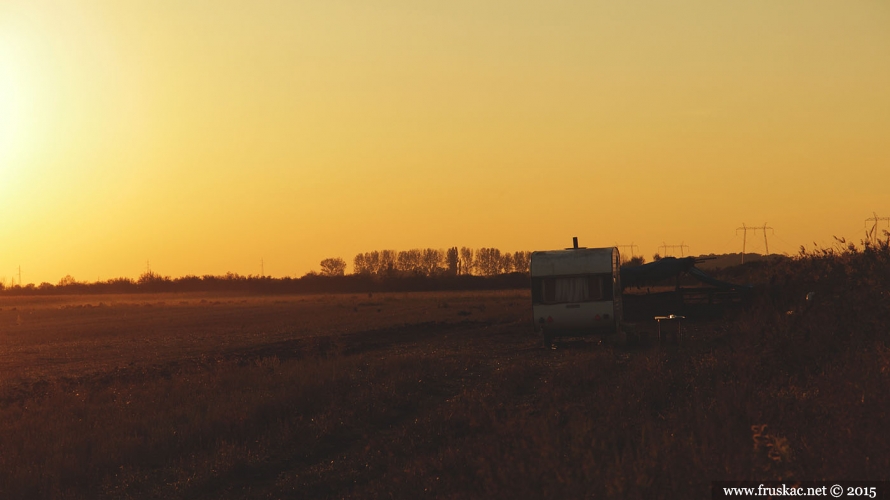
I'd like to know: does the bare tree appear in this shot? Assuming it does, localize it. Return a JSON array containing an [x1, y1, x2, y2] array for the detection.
[[357, 246, 531, 277], [512, 251, 531, 274], [396, 251, 411, 274], [397, 249, 423, 275], [459, 247, 474, 275], [445, 247, 459, 276], [366, 251, 381, 274], [501, 252, 514, 274], [57, 275, 78, 287], [380, 250, 397, 276], [420, 248, 444, 276], [320, 257, 347, 276], [476, 248, 502, 276], [353, 254, 370, 275]]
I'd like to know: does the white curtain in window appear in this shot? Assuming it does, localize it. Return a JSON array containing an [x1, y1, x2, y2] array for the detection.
[[555, 277, 589, 303]]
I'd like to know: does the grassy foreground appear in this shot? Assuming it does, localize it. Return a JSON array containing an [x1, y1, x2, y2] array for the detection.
[[0, 242, 888, 498]]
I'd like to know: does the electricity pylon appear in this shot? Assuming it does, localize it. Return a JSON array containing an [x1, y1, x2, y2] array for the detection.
[[615, 243, 639, 262], [659, 242, 689, 258], [736, 223, 774, 264]]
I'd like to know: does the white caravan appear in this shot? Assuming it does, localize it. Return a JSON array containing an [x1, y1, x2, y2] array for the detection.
[[531, 241, 622, 345]]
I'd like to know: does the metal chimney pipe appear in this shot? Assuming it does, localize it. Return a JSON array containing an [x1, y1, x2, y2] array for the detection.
[[573, 237, 579, 249]]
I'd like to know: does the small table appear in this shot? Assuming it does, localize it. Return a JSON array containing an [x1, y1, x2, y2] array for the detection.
[[654, 315, 685, 344]]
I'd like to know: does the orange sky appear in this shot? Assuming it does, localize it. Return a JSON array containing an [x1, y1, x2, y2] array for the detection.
[[1, 1, 888, 284]]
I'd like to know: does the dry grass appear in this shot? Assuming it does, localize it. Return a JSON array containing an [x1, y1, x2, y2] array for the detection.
[[0, 246, 888, 500]]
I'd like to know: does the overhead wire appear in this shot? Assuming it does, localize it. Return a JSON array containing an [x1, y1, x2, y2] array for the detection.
[[713, 234, 738, 255], [771, 233, 799, 256]]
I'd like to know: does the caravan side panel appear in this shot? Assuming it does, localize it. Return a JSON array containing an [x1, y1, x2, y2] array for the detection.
[[530, 247, 621, 335]]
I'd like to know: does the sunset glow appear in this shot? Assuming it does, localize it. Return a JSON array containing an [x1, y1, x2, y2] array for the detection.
[[1, 1, 888, 284]]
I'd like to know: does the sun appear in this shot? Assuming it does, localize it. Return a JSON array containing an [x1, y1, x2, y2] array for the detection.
[[0, 41, 30, 191], [0, 55, 36, 215]]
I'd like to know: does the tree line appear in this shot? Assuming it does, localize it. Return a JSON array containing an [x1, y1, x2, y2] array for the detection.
[[319, 247, 532, 277], [0, 248, 533, 295], [0, 268, 530, 296]]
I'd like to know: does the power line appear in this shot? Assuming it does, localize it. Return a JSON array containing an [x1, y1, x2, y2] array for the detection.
[[615, 243, 639, 261], [735, 223, 774, 263], [771, 232, 798, 256], [659, 242, 689, 257], [760, 223, 774, 255], [717, 235, 737, 254], [865, 212, 890, 245]]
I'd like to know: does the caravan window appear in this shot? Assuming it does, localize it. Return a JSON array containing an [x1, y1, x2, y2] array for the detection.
[[535, 274, 611, 304]]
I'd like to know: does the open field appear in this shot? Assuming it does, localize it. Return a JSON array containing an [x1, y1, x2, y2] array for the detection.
[[1, 282, 888, 498]]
